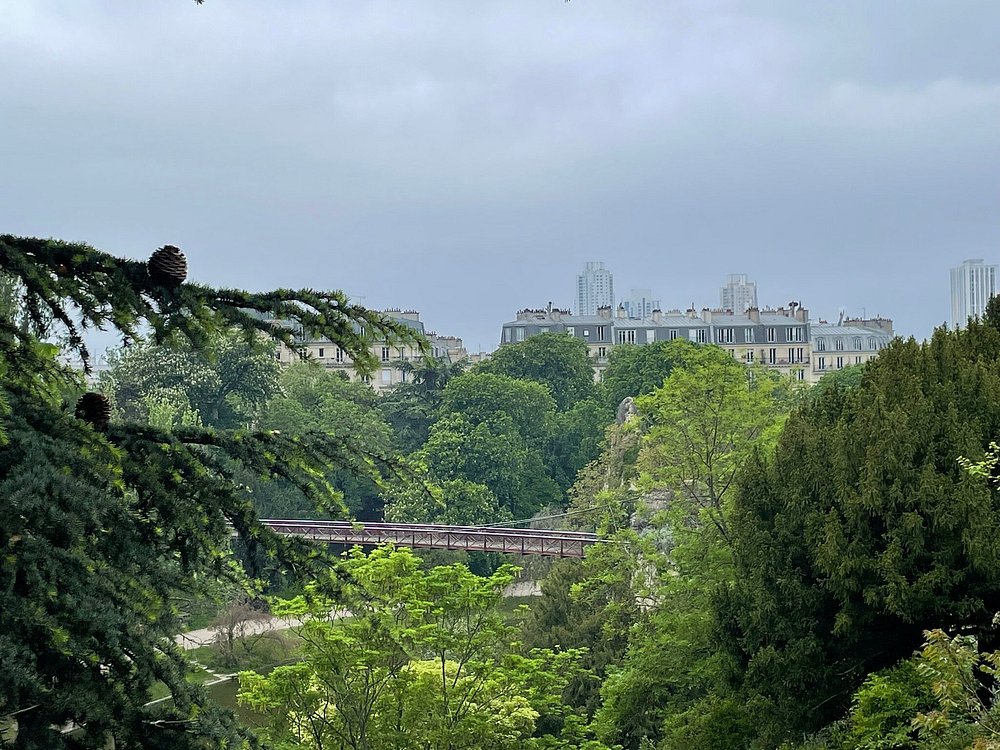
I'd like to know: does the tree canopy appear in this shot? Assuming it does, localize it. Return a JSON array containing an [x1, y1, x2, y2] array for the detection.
[[0, 235, 423, 748]]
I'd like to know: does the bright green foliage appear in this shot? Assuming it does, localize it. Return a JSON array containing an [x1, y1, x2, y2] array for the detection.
[[479, 332, 597, 411], [635, 344, 787, 549], [239, 547, 607, 750], [912, 629, 1000, 747], [846, 660, 934, 749], [101, 332, 281, 428], [384, 475, 510, 527], [601, 340, 692, 411], [0, 235, 421, 747], [717, 323, 1000, 745]]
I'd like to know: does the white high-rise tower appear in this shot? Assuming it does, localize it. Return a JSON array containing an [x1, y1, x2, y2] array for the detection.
[[575, 262, 614, 316], [951, 259, 998, 328], [720, 273, 758, 312]]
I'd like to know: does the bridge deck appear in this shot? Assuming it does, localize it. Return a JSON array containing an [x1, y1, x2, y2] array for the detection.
[[259, 519, 598, 558]]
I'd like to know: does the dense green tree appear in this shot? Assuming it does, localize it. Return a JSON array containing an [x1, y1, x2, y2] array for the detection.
[[478, 332, 597, 411], [441, 372, 556, 448], [546, 398, 614, 492], [100, 332, 281, 428], [379, 356, 466, 454], [418, 413, 561, 518], [0, 234, 422, 748], [257, 362, 399, 518], [717, 323, 1000, 746], [601, 340, 691, 411]]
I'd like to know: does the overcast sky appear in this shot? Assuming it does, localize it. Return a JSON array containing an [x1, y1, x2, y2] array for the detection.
[[2, 1, 998, 352]]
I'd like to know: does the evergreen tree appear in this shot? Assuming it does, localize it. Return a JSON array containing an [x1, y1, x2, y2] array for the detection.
[[0, 235, 423, 748], [718, 323, 1000, 745]]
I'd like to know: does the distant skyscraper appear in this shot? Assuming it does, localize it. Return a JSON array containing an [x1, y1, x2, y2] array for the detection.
[[576, 262, 615, 316], [951, 258, 998, 328], [622, 288, 660, 319], [720, 273, 758, 312]]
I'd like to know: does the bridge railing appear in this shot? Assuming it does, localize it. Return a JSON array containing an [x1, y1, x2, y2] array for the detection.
[[257, 519, 599, 558]]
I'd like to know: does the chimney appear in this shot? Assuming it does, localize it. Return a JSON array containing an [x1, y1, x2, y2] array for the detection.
[[701, 308, 713, 324], [597, 305, 612, 320], [616, 304, 627, 319], [747, 307, 760, 323], [651, 309, 662, 324]]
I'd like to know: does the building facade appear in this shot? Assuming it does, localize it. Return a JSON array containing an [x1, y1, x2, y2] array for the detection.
[[575, 261, 615, 316], [809, 317, 893, 381], [951, 259, 998, 329], [277, 309, 466, 393], [621, 288, 661, 320], [500, 304, 813, 381], [720, 273, 758, 313]]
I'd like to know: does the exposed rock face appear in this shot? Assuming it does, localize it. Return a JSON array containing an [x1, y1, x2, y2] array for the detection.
[[616, 396, 638, 425]]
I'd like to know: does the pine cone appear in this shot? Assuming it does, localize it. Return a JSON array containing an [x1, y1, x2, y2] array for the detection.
[[75, 392, 112, 431], [147, 245, 188, 287]]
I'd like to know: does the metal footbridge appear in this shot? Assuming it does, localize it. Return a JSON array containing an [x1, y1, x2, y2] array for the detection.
[[260, 519, 598, 558]]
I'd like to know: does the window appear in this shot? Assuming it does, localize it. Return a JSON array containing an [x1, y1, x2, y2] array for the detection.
[[539, 326, 549, 334], [504, 327, 512, 343], [745, 350, 755, 362], [669, 329, 678, 340], [767, 327, 776, 342], [719, 328, 734, 343], [335, 347, 344, 363], [318, 347, 325, 358], [381, 346, 390, 362], [617, 329, 636, 344], [788, 347, 795, 363], [646, 329, 655, 344], [818, 356, 826, 370], [855, 356, 862, 364], [567, 326, 575, 336], [796, 369, 805, 381], [696, 329, 707, 343], [515, 327, 525, 342], [868, 337, 877, 350], [381, 369, 391, 383], [583, 329, 590, 337], [815, 337, 826, 352], [853, 337, 862, 350], [745, 328, 755, 343], [835, 338, 844, 351], [768, 348, 777, 364], [836, 356, 844, 369], [596, 326, 606, 340], [798, 347, 804, 363], [598, 346, 607, 357], [788, 327, 803, 342]]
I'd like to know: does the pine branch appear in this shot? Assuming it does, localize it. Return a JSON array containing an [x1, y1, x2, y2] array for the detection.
[[0, 235, 428, 373]]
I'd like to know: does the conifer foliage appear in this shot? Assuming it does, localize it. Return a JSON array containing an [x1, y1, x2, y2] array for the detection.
[[0, 235, 424, 748]]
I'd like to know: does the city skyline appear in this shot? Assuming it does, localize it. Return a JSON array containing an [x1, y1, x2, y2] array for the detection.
[[2, 3, 998, 354]]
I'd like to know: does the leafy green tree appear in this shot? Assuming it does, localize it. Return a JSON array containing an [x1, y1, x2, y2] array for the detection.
[[479, 332, 596, 411], [418, 413, 561, 518], [601, 340, 691, 411], [0, 234, 422, 748], [257, 362, 399, 518], [379, 356, 466, 454], [546, 398, 613, 492], [239, 547, 605, 750], [717, 323, 1000, 746], [635, 344, 787, 548], [101, 331, 281, 428], [441, 372, 556, 448]]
